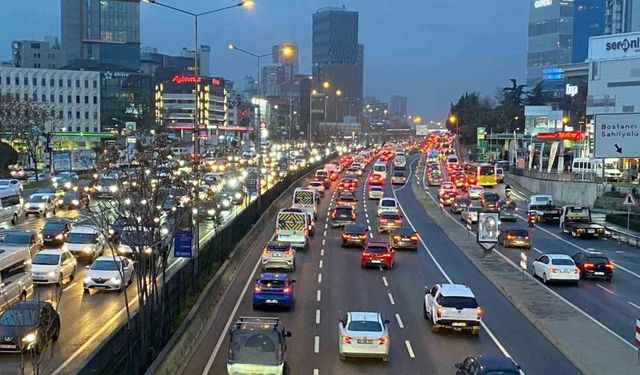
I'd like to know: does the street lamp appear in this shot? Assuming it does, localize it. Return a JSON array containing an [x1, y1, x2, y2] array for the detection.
[[334, 89, 342, 133]]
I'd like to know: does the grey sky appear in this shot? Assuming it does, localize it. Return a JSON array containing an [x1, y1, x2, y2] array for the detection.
[[0, 0, 528, 121]]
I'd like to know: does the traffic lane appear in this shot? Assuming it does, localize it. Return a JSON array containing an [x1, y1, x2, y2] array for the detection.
[[402, 173, 582, 375]]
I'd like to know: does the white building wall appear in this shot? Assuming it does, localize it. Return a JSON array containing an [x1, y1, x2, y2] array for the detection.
[[586, 57, 640, 115]]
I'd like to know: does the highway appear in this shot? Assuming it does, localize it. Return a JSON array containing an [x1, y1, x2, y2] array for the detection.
[[181, 154, 581, 375], [430, 159, 640, 351]]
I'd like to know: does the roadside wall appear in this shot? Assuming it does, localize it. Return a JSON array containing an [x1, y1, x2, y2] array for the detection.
[[506, 173, 598, 207]]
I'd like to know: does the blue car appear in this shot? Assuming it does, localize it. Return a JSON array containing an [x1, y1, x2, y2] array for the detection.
[[252, 273, 295, 310]]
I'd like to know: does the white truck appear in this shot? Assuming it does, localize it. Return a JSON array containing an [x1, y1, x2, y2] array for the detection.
[[393, 155, 407, 170], [526, 194, 562, 223], [423, 283, 482, 335], [292, 188, 318, 218], [276, 208, 309, 250]]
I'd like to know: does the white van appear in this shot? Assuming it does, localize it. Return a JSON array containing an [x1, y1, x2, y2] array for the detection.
[[571, 158, 601, 175], [0, 190, 22, 226], [372, 162, 387, 179], [0, 247, 32, 312], [292, 188, 319, 218], [276, 208, 309, 250], [446, 154, 459, 166]]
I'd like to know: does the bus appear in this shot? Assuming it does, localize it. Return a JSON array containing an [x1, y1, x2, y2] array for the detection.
[[464, 163, 497, 187]]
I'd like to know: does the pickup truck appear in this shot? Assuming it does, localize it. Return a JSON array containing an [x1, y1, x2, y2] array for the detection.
[[526, 194, 562, 223], [423, 283, 482, 335], [559, 206, 605, 238]]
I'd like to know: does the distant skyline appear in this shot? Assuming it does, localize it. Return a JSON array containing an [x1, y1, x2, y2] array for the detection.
[[0, 0, 529, 121]]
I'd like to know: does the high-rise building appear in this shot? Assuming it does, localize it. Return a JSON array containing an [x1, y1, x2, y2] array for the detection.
[[261, 65, 284, 97], [527, 0, 574, 86], [61, 0, 141, 71], [11, 37, 62, 69], [573, 0, 606, 63], [389, 95, 407, 116], [140, 45, 211, 82], [272, 43, 298, 83], [605, 0, 640, 34], [362, 97, 388, 128]]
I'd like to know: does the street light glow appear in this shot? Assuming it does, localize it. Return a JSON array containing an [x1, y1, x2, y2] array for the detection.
[[449, 115, 457, 124], [228, 44, 235, 50], [336, 89, 342, 96], [323, 81, 330, 89], [240, 0, 255, 9], [281, 45, 294, 57]]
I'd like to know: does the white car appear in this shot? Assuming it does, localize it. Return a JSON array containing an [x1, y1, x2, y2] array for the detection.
[[468, 185, 485, 199], [31, 249, 77, 285], [438, 181, 456, 198], [23, 193, 57, 216], [368, 186, 384, 200], [424, 283, 481, 335], [532, 254, 580, 284], [377, 197, 399, 216], [63, 225, 106, 262], [338, 312, 390, 361], [461, 205, 482, 224], [83, 256, 134, 292], [307, 181, 326, 197], [0, 179, 22, 192]]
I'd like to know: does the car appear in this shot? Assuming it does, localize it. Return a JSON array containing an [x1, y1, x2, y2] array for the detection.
[[315, 170, 331, 189], [498, 227, 531, 249], [368, 186, 384, 200], [338, 312, 390, 361], [261, 241, 296, 271], [424, 283, 482, 335], [350, 163, 364, 177], [0, 230, 43, 254], [63, 225, 106, 262], [391, 171, 406, 185], [440, 191, 456, 206], [0, 301, 60, 353], [252, 273, 295, 310], [461, 205, 482, 224], [338, 178, 357, 193], [455, 356, 521, 375], [361, 241, 395, 269], [532, 254, 580, 284], [52, 172, 79, 191], [572, 252, 613, 281], [377, 197, 399, 216], [23, 193, 57, 217], [438, 181, 456, 198], [341, 224, 368, 247], [10, 168, 33, 180], [336, 193, 358, 209], [83, 256, 135, 292], [496, 167, 505, 183], [57, 190, 91, 210], [389, 227, 418, 250], [377, 212, 402, 233], [0, 179, 22, 192], [468, 185, 485, 199], [498, 199, 518, 221], [368, 173, 384, 186], [41, 218, 72, 247], [331, 205, 356, 228], [226, 317, 291, 375], [427, 174, 441, 186], [31, 249, 77, 285], [450, 196, 471, 214], [479, 191, 501, 212], [307, 181, 325, 198]]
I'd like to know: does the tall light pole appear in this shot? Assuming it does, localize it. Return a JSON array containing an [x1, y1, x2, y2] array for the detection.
[[310, 89, 318, 145]]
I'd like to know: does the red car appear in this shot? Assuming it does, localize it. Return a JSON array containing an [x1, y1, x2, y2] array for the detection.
[[368, 173, 384, 186], [361, 242, 395, 269], [338, 178, 357, 192]]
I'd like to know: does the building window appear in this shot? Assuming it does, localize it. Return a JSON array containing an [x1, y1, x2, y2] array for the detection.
[[85, 112, 89, 119], [32, 93, 37, 101], [59, 94, 63, 103], [67, 111, 72, 119], [50, 78, 55, 86], [67, 79, 71, 87], [76, 95, 80, 104], [32, 78, 37, 86], [50, 94, 55, 102], [84, 96, 89, 104], [59, 78, 63, 87], [76, 126, 81, 132], [67, 95, 72, 103], [76, 111, 80, 119], [93, 80, 97, 89], [93, 111, 98, 120], [42, 94, 46, 102], [41, 78, 46, 86], [24, 77, 28, 85], [84, 80, 89, 88], [76, 80, 80, 88], [59, 110, 63, 119], [93, 96, 97, 104], [85, 127, 90, 132]]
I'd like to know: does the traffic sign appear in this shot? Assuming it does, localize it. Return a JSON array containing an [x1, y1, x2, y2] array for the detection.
[[520, 252, 527, 271], [594, 113, 640, 158], [623, 192, 637, 206], [174, 231, 193, 258], [635, 317, 640, 346]]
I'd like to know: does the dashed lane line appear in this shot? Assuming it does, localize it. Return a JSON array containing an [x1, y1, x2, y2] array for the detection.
[[316, 290, 321, 302], [315, 309, 321, 324], [382, 276, 388, 287], [314, 336, 320, 353], [319, 260, 323, 269], [405, 340, 415, 358], [318, 273, 322, 283], [395, 313, 404, 328], [387, 292, 395, 305], [320, 249, 324, 256], [596, 283, 619, 296]]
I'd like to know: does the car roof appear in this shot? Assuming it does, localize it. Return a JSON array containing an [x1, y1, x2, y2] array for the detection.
[[546, 254, 573, 260], [476, 356, 519, 371], [348, 312, 382, 322], [69, 225, 98, 234], [380, 212, 400, 217], [380, 197, 396, 202], [343, 224, 366, 232], [393, 227, 415, 235], [36, 249, 63, 256], [438, 283, 475, 298], [259, 272, 288, 281], [44, 218, 71, 224], [95, 255, 123, 262]]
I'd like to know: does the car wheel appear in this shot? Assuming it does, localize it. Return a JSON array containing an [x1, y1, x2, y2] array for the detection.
[[431, 325, 440, 334], [52, 207, 57, 215], [339, 353, 346, 361], [127, 275, 133, 286], [360, 263, 366, 269], [542, 273, 548, 284], [58, 273, 64, 286], [83, 288, 89, 294], [19, 291, 26, 301], [382, 354, 390, 362], [11, 214, 17, 225], [471, 327, 480, 336]]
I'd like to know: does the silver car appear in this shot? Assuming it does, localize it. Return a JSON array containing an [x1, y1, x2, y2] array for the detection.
[[338, 312, 390, 362], [461, 206, 482, 224], [261, 241, 296, 271]]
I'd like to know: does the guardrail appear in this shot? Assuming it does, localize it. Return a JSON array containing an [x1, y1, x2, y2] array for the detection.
[[511, 167, 603, 183], [604, 225, 640, 247]]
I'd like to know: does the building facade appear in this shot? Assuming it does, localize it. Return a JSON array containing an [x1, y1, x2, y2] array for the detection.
[[573, 0, 606, 63], [605, 0, 640, 34], [140, 45, 211, 82], [61, 0, 141, 70], [100, 70, 153, 132], [0, 67, 101, 132], [363, 97, 388, 129], [389, 95, 407, 116], [11, 37, 62, 69], [272, 43, 298, 83]]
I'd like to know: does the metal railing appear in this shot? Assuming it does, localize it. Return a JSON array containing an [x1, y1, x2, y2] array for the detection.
[[605, 225, 640, 248], [511, 167, 603, 183]]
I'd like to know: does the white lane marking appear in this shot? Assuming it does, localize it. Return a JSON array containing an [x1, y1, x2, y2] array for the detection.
[[596, 283, 619, 296], [423, 187, 637, 351], [395, 313, 404, 328], [323, 230, 327, 237], [314, 336, 320, 353], [392, 158, 417, 192], [628, 301, 640, 310], [531, 247, 543, 254], [387, 292, 395, 305], [367, 225, 372, 231], [320, 249, 325, 256], [313, 369, 319, 375], [319, 260, 323, 269], [369, 232, 373, 239], [317, 289, 322, 302], [322, 239, 326, 246], [315, 309, 321, 324], [324, 223, 328, 229], [382, 276, 388, 287], [318, 273, 322, 283], [405, 340, 415, 358]]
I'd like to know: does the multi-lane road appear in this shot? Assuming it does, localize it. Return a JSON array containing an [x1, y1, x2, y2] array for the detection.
[[181, 154, 582, 375]]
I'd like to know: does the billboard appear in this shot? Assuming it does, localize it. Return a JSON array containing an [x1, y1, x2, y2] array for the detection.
[[415, 125, 429, 136], [594, 113, 640, 158], [588, 31, 640, 61]]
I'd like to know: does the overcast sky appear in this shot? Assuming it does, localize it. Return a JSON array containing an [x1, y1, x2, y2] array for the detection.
[[0, 0, 528, 121]]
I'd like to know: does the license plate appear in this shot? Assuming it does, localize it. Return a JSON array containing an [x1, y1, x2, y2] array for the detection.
[[356, 339, 373, 344], [0, 344, 16, 349], [351, 236, 360, 239], [594, 272, 604, 275], [452, 322, 467, 327], [371, 260, 382, 264], [266, 299, 278, 304], [587, 229, 594, 233], [272, 253, 282, 257]]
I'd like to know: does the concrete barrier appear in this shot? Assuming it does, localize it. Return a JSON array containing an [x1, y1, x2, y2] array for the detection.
[[507, 172, 599, 207]]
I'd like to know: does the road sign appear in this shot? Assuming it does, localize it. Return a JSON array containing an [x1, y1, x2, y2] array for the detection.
[[594, 113, 640, 158], [622, 192, 637, 206], [520, 252, 527, 271], [174, 231, 193, 258], [636, 317, 640, 346]]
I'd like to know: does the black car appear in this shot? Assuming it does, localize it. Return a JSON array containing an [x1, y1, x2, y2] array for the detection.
[[572, 252, 613, 281], [389, 226, 418, 250], [341, 224, 367, 247], [0, 301, 60, 353], [450, 197, 471, 214], [498, 227, 531, 249], [331, 206, 356, 227], [58, 191, 90, 209], [480, 192, 501, 212], [455, 355, 521, 375], [41, 218, 72, 247]]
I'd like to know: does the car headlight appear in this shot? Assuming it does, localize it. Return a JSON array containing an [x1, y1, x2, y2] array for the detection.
[[118, 247, 127, 254], [109, 186, 118, 193], [64, 182, 71, 189], [234, 192, 242, 199], [109, 277, 121, 284], [83, 246, 93, 254], [207, 209, 216, 216], [38, 203, 46, 208], [47, 271, 56, 277], [96, 185, 103, 191], [222, 199, 230, 207], [55, 234, 64, 240], [22, 332, 37, 343], [72, 199, 79, 206], [108, 228, 115, 235], [144, 247, 152, 254]]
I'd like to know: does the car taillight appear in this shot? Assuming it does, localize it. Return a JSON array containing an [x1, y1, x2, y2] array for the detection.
[[394, 220, 402, 224], [342, 335, 351, 344], [254, 286, 262, 292], [393, 235, 401, 241], [605, 264, 614, 269], [304, 229, 309, 237], [476, 307, 483, 319], [583, 262, 594, 269], [507, 234, 515, 240], [380, 219, 387, 224], [383, 253, 392, 257], [282, 287, 291, 294], [379, 337, 388, 345], [436, 306, 442, 319], [549, 267, 558, 273], [262, 249, 270, 256], [351, 213, 356, 220], [362, 251, 370, 257], [359, 234, 366, 240], [331, 212, 336, 219], [342, 233, 349, 239], [410, 235, 418, 241]]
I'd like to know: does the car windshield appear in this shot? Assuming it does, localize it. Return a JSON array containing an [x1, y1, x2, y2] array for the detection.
[[32, 253, 60, 265], [98, 177, 117, 186], [258, 279, 286, 287], [63, 192, 78, 199], [393, 172, 404, 177], [0, 308, 39, 326], [28, 195, 49, 203], [484, 194, 500, 202], [552, 258, 575, 266], [442, 183, 453, 189], [0, 181, 10, 186], [381, 200, 396, 207], [370, 187, 382, 191], [440, 297, 479, 309], [229, 331, 281, 365], [348, 320, 382, 332], [43, 222, 66, 231], [455, 199, 471, 205], [588, 257, 609, 264], [469, 207, 482, 212], [66, 232, 96, 244], [91, 260, 121, 271], [367, 246, 388, 253], [336, 207, 353, 215], [2, 233, 30, 244]]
